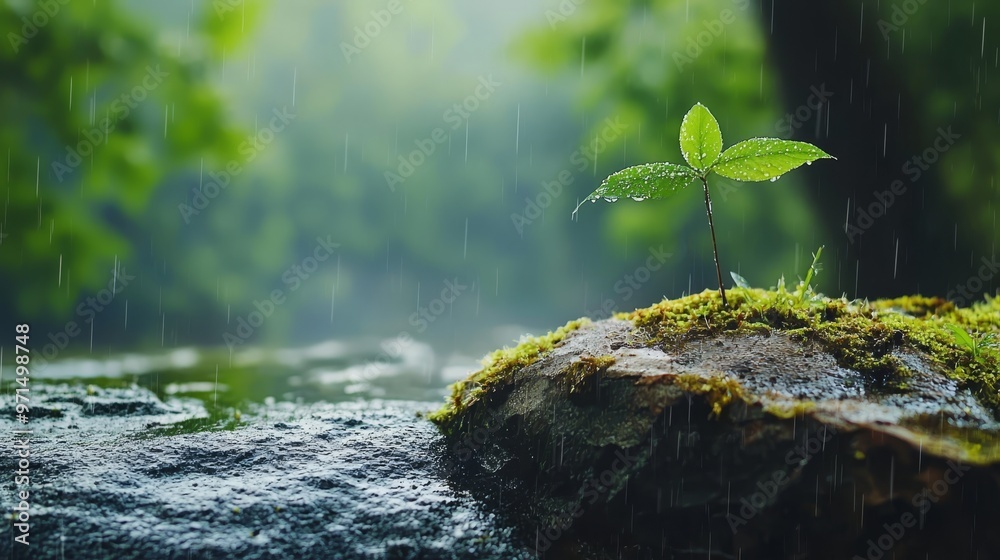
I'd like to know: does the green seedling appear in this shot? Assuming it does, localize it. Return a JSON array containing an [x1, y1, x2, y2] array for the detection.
[[731, 245, 825, 308], [573, 103, 834, 307], [946, 324, 999, 362], [795, 246, 824, 303]]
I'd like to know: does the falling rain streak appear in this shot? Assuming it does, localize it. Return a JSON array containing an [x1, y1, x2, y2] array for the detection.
[[1, 2, 998, 558]]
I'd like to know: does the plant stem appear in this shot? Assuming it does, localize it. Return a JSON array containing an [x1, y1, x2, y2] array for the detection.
[[700, 176, 728, 307]]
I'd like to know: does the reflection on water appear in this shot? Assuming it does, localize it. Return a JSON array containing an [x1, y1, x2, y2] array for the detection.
[[26, 336, 486, 411]]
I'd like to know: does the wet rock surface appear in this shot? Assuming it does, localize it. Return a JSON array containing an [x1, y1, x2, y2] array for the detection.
[[434, 317, 1000, 559], [0, 385, 533, 560]]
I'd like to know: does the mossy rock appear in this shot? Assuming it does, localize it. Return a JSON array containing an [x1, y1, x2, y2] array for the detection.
[[429, 289, 1000, 559]]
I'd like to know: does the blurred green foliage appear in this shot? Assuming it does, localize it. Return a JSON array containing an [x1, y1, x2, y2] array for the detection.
[[0, 0, 243, 320], [519, 0, 1000, 299], [3, 0, 999, 357], [515, 0, 821, 291]]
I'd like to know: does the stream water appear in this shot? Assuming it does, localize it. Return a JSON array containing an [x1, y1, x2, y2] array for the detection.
[[0, 337, 540, 559], [24, 335, 481, 410]]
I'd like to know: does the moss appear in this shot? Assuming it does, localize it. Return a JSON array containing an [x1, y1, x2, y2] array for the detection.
[[872, 295, 955, 317], [561, 354, 616, 393], [620, 288, 1000, 417], [664, 373, 747, 417], [429, 288, 1000, 435], [762, 400, 818, 419], [427, 319, 588, 431], [898, 418, 1000, 464]]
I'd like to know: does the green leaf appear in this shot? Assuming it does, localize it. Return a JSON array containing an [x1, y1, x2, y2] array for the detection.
[[679, 103, 723, 171], [574, 163, 698, 215], [712, 138, 834, 182], [946, 324, 976, 352], [730, 271, 751, 290]]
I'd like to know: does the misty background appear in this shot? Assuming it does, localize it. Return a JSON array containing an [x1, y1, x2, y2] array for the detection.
[[1, 0, 997, 389]]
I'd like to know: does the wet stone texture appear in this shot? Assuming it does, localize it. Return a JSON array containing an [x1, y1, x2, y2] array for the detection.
[[434, 318, 1000, 559], [0, 385, 534, 560]]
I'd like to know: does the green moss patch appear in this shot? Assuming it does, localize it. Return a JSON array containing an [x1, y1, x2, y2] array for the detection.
[[659, 373, 747, 417], [622, 288, 1000, 417], [561, 354, 617, 394], [429, 287, 1000, 434], [428, 319, 588, 430]]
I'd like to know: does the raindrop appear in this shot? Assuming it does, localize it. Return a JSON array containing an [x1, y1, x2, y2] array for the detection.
[[893, 238, 899, 279], [515, 104, 520, 155]]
